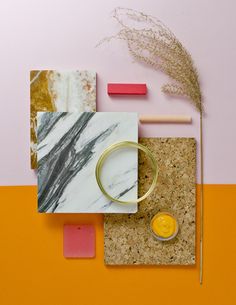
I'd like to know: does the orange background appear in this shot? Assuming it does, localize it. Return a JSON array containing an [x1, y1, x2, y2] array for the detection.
[[0, 185, 235, 305]]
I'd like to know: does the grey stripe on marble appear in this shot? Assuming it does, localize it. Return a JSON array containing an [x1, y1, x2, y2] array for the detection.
[[100, 181, 138, 211], [37, 112, 67, 143]]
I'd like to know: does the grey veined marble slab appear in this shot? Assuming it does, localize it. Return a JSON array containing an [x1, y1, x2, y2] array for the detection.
[[37, 112, 138, 213]]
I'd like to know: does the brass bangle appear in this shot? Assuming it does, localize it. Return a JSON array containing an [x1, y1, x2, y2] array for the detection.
[[95, 141, 158, 204]]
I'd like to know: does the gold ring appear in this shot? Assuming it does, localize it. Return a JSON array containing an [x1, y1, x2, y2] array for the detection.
[[95, 141, 158, 204]]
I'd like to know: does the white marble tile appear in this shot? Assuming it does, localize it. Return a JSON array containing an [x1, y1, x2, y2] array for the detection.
[[37, 112, 138, 213]]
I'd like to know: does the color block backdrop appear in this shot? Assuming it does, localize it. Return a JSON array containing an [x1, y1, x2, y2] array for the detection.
[[0, 1, 236, 305]]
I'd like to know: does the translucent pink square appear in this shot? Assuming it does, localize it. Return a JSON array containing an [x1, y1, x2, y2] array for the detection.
[[63, 225, 95, 258]]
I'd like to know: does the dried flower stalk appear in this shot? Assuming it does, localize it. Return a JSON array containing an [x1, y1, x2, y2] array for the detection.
[[99, 7, 203, 113]]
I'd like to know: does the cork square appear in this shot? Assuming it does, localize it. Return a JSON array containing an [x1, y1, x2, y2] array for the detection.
[[104, 138, 196, 265]]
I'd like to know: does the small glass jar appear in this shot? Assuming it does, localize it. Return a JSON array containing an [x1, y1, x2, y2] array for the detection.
[[150, 211, 179, 241]]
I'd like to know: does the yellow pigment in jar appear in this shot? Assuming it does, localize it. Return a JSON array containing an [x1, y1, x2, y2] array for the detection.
[[151, 212, 179, 241]]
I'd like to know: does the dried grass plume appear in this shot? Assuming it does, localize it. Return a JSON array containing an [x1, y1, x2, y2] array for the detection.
[[98, 7, 203, 113]]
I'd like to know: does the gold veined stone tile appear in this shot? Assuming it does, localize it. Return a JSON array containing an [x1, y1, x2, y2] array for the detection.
[[104, 138, 196, 265], [30, 70, 96, 169]]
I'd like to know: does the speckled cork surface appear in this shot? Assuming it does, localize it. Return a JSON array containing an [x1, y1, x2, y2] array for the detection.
[[104, 138, 196, 265]]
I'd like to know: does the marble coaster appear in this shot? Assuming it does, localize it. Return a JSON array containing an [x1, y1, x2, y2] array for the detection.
[[37, 112, 138, 213], [30, 70, 96, 169], [63, 225, 95, 258], [104, 138, 196, 265]]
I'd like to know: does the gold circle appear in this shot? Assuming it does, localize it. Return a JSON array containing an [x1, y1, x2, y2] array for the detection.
[[95, 141, 158, 204]]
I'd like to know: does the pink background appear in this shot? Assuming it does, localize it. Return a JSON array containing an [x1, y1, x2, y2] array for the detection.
[[0, 0, 235, 185]]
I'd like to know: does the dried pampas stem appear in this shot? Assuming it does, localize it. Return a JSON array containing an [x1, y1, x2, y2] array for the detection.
[[199, 112, 204, 285], [99, 7, 204, 284]]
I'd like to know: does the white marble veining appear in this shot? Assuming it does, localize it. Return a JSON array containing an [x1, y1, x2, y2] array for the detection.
[[37, 112, 138, 213], [48, 71, 96, 112]]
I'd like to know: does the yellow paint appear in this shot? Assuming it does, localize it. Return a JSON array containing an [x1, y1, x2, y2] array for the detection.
[[151, 212, 177, 239], [0, 185, 236, 305]]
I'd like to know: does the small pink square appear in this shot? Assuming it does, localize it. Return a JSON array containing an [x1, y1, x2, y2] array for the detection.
[[63, 225, 95, 258]]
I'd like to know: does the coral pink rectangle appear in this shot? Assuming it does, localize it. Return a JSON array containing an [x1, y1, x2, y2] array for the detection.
[[63, 225, 95, 258], [107, 83, 147, 95]]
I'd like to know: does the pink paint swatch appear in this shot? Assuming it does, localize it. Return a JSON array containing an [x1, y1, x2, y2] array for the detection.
[[107, 83, 147, 95], [63, 225, 95, 258]]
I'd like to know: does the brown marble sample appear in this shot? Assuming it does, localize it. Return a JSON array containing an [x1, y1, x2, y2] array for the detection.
[[30, 70, 96, 168], [104, 138, 196, 265]]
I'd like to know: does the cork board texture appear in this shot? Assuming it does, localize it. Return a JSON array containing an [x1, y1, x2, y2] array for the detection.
[[104, 138, 196, 265]]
